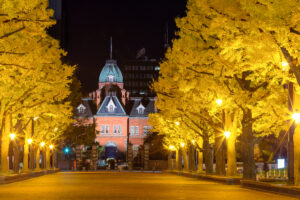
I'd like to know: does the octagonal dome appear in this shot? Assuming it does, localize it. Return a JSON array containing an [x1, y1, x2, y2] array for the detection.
[[99, 60, 123, 83]]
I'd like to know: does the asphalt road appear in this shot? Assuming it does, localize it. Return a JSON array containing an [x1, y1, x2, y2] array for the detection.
[[0, 172, 297, 200]]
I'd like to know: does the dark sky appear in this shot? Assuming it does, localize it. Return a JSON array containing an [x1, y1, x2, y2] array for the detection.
[[64, 0, 187, 93]]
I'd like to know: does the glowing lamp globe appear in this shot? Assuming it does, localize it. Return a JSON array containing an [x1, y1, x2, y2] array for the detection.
[[224, 131, 231, 139], [40, 142, 45, 147], [180, 142, 185, 148], [9, 133, 16, 140], [175, 121, 180, 126], [49, 145, 54, 150], [169, 145, 175, 151], [216, 99, 223, 106], [292, 112, 300, 124], [28, 138, 32, 144]]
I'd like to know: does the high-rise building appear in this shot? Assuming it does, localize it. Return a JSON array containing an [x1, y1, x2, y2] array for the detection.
[[48, 0, 67, 48], [121, 50, 160, 97]]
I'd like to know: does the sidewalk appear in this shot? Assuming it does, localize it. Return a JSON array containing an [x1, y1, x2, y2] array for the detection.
[[0, 169, 60, 184], [167, 170, 241, 185], [167, 170, 300, 197]]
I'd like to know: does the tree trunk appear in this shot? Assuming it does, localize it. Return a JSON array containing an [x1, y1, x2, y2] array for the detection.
[[45, 148, 50, 169], [13, 142, 20, 173], [294, 126, 300, 185], [182, 147, 189, 172], [197, 149, 203, 173], [36, 148, 40, 170], [241, 108, 256, 179], [23, 123, 31, 171], [168, 151, 173, 170], [176, 149, 182, 171], [215, 135, 225, 175], [1, 113, 11, 173], [189, 144, 196, 172], [203, 136, 213, 174], [52, 150, 56, 169], [225, 109, 238, 176]]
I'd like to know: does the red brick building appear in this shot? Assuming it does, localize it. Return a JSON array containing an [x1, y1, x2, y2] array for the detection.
[[75, 59, 156, 161]]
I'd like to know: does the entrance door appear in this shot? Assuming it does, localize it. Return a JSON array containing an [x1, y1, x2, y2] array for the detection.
[[105, 146, 117, 159]]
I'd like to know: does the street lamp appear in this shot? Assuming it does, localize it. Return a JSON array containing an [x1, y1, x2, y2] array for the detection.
[[180, 142, 185, 148], [281, 61, 289, 71], [40, 142, 45, 147], [175, 121, 180, 126], [292, 112, 300, 124], [28, 138, 32, 144], [9, 133, 16, 140], [169, 145, 175, 151], [224, 131, 231, 139], [216, 99, 223, 106], [49, 145, 54, 150]]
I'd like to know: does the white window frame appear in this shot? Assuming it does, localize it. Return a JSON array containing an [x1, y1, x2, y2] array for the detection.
[[113, 125, 117, 134], [106, 125, 109, 134], [118, 125, 121, 134], [130, 126, 134, 135], [135, 126, 139, 135], [100, 125, 105, 134]]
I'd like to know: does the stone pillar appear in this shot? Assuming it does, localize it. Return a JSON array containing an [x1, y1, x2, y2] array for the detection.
[[176, 149, 182, 171], [91, 144, 97, 170], [144, 143, 150, 170], [127, 144, 133, 170]]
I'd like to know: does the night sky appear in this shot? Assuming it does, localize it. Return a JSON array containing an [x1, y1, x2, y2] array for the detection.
[[64, 0, 187, 93]]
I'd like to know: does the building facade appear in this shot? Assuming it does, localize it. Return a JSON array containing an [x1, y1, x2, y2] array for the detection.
[[76, 58, 156, 162]]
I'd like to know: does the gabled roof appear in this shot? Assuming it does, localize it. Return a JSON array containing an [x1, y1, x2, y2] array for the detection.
[[96, 96, 127, 116], [74, 98, 96, 118], [129, 97, 155, 117]]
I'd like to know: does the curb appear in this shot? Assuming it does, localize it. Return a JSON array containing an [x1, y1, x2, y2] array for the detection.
[[0, 169, 60, 184], [241, 180, 300, 198], [168, 171, 241, 185]]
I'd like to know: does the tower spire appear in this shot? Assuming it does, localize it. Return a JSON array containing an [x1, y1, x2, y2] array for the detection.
[[110, 37, 112, 59]]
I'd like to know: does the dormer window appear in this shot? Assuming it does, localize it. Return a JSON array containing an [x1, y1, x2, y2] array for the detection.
[[106, 98, 116, 113], [109, 105, 114, 112], [108, 75, 114, 82], [77, 104, 86, 113], [136, 103, 145, 114]]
